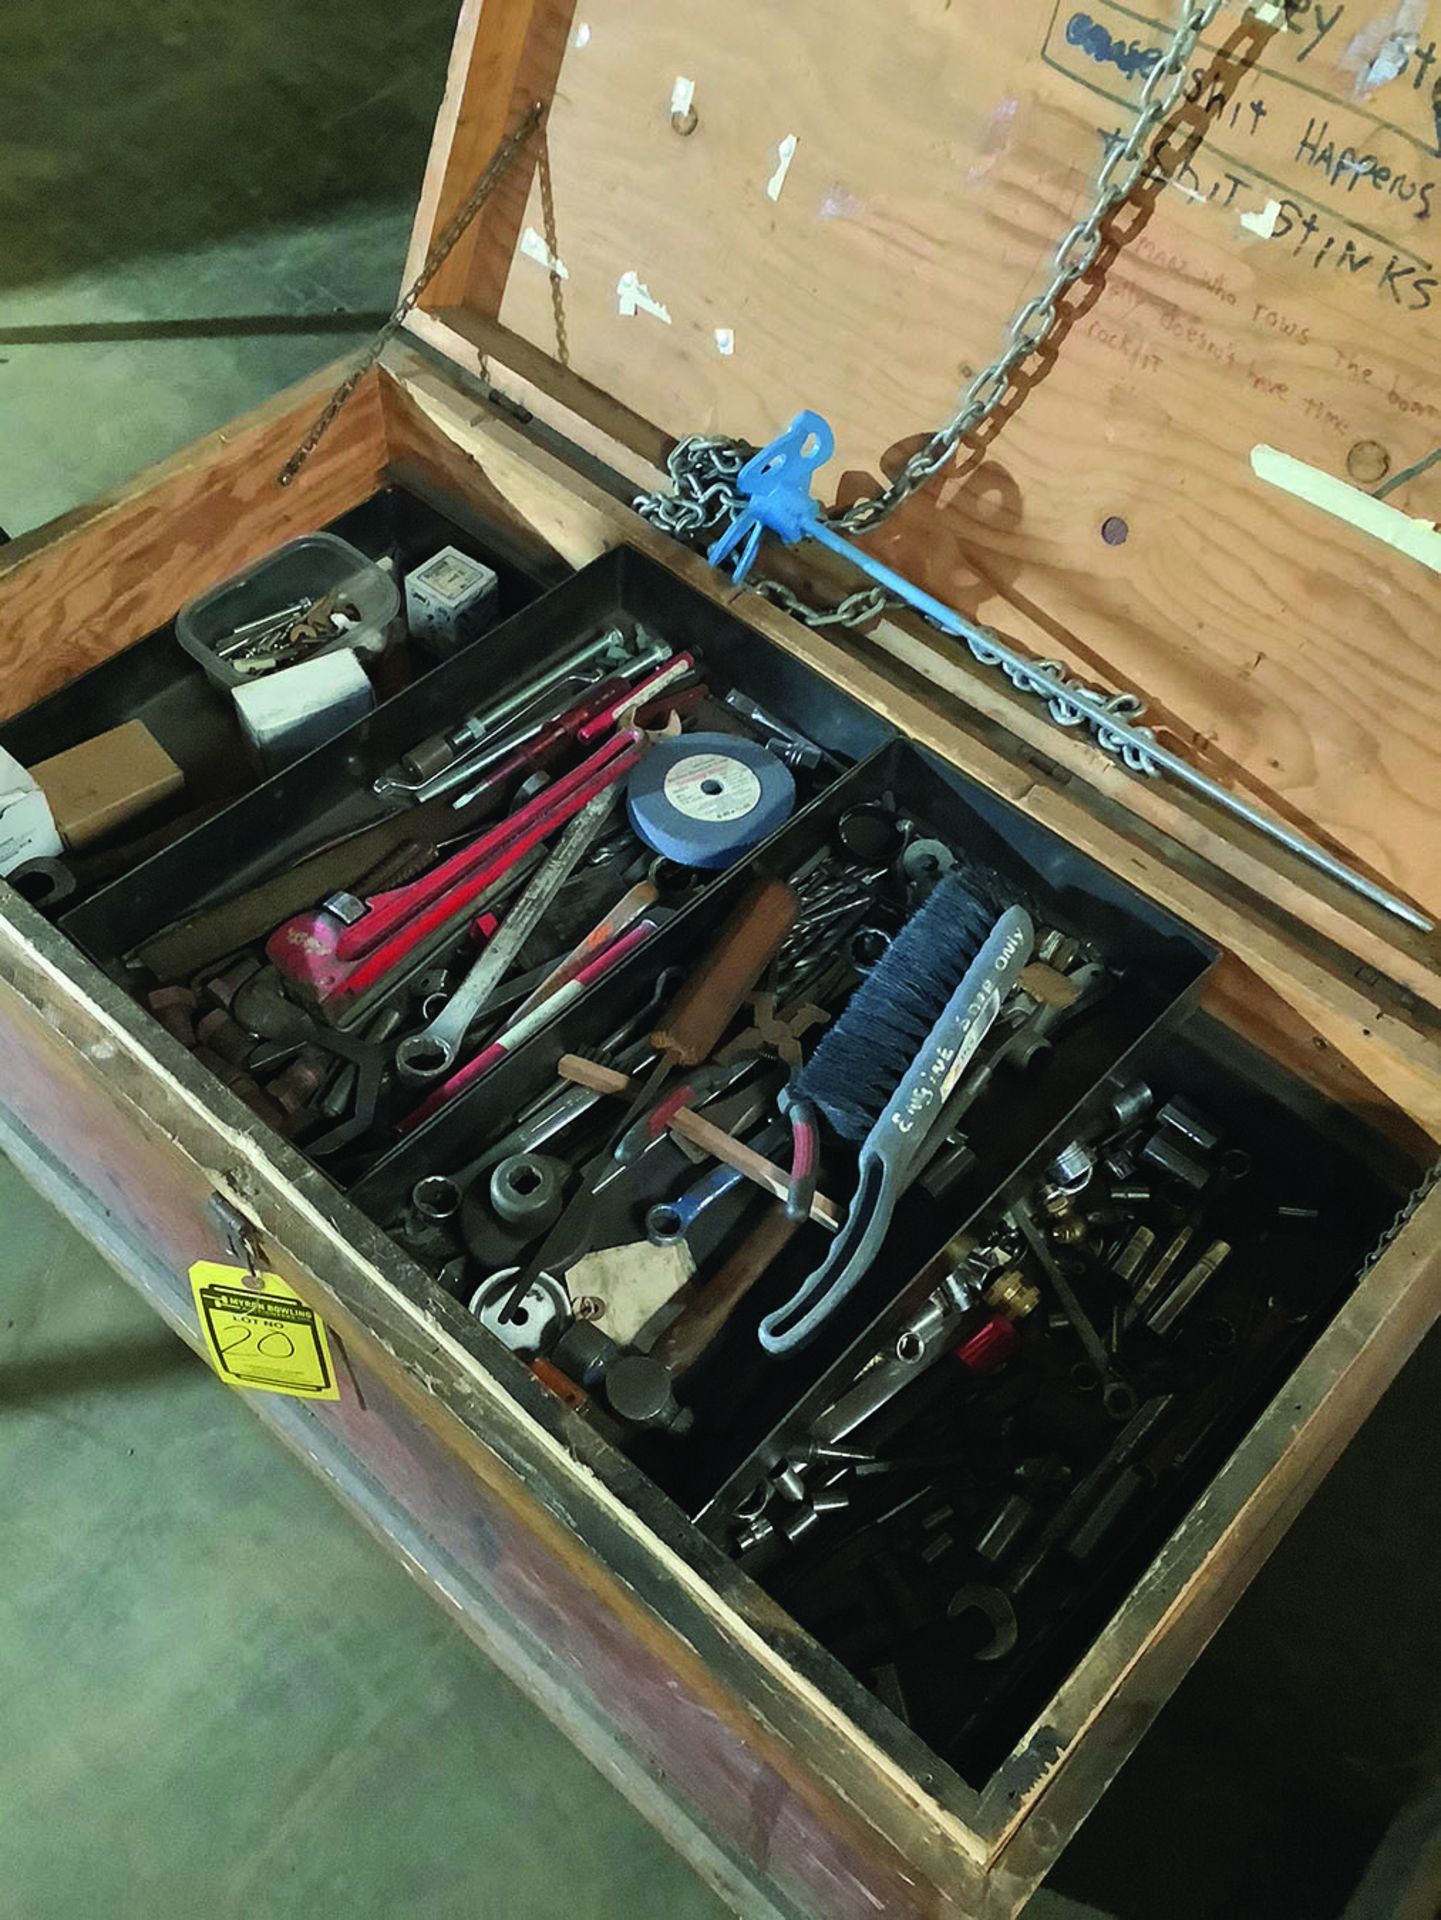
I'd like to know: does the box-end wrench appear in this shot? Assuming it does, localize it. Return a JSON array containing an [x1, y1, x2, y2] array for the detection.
[[1012, 1198, 1137, 1421], [646, 1122, 787, 1245], [395, 788, 619, 1083]]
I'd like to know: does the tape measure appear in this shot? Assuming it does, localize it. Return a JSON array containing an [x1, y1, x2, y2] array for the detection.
[[627, 732, 796, 868]]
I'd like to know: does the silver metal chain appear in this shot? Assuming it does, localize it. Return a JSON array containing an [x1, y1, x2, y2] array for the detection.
[[633, 432, 900, 626], [635, 1, 1228, 569], [1356, 1159, 1441, 1282], [832, 0, 1228, 534], [634, 430, 1165, 735]]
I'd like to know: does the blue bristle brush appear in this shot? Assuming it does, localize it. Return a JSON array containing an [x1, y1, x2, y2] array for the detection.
[[757, 870, 1035, 1356]]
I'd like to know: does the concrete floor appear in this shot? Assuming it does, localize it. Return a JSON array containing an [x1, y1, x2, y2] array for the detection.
[[1, 5, 1438, 1916], [0, 1158, 734, 1920]]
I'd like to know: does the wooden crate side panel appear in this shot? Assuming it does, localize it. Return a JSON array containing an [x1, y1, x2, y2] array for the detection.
[[0, 366, 387, 720], [0, 899, 990, 1920], [434, 0, 1441, 919], [1201, 952, 1439, 1168], [405, 0, 579, 313]]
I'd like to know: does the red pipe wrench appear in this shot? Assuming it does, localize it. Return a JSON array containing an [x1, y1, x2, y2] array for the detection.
[[267, 729, 647, 1005]]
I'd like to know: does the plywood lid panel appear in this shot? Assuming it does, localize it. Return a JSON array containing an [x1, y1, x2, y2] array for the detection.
[[408, 0, 1441, 927]]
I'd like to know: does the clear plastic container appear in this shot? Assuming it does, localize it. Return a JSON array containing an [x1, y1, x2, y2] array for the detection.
[[175, 532, 401, 691]]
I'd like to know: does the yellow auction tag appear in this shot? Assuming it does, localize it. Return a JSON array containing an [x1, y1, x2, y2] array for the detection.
[[189, 1262, 340, 1400]]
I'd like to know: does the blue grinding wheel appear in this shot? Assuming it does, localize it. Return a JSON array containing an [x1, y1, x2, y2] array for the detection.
[[626, 732, 797, 868]]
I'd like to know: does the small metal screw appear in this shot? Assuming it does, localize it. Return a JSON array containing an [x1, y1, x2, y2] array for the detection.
[[1101, 515, 1130, 546], [670, 106, 699, 136], [573, 1295, 606, 1321]]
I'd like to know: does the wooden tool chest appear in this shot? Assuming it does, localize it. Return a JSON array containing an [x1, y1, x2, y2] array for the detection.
[[1, 4, 1438, 1915]]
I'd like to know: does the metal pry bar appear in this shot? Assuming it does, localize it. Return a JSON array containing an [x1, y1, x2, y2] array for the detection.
[[704, 410, 1432, 935]]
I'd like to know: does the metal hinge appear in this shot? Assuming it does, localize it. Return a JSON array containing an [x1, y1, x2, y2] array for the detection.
[[208, 1186, 267, 1281], [481, 383, 534, 427], [1017, 745, 1072, 788]]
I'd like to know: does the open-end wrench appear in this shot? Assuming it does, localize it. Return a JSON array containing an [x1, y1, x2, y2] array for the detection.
[[395, 788, 618, 1083], [267, 729, 647, 1003], [572, 653, 699, 750], [447, 653, 692, 811], [1012, 1198, 1137, 1421]]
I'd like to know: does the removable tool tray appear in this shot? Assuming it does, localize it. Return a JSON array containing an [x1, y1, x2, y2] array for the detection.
[[61, 546, 887, 971], [6, 487, 545, 902], [356, 733, 1217, 1469], [729, 1006, 1410, 1782]]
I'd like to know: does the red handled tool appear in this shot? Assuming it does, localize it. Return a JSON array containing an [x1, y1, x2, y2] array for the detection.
[[446, 667, 681, 810], [267, 729, 647, 1004], [397, 918, 659, 1133], [575, 653, 696, 747]]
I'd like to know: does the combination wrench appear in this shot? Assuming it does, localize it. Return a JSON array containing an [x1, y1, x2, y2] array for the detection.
[[372, 628, 643, 800], [646, 1122, 786, 1245], [395, 788, 619, 1083]]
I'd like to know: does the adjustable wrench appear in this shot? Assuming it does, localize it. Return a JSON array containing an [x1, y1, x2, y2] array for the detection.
[[395, 788, 618, 1082]]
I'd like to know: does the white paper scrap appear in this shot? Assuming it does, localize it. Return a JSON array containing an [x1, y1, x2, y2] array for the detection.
[[616, 271, 672, 324], [767, 133, 798, 202], [519, 226, 569, 279], [670, 76, 696, 117], [1239, 199, 1282, 238], [714, 327, 735, 356]]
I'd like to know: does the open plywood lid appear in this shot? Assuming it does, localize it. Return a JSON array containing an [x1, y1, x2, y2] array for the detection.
[[402, 0, 1441, 933]]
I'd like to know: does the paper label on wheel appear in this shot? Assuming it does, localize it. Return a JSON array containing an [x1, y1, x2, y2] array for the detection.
[[662, 751, 761, 823], [189, 1262, 340, 1399]]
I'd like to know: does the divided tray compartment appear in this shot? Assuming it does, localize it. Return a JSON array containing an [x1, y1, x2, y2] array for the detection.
[[346, 748, 903, 1224], [61, 544, 887, 973], [629, 735, 1219, 1518], [727, 1002, 1418, 1788], [7, 486, 545, 907], [351, 728, 1209, 1218], [59, 544, 886, 1189]]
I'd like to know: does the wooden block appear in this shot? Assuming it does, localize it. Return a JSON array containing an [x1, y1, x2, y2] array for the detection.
[[29, 720, 184, 849]]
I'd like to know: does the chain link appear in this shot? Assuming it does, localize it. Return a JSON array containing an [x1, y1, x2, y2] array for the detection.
[[635, 3, 1229, 557], [750, 577, 897, 630], [1355, 1159, 1441, 1283], [536, 132, 570, 371], [277, 100, 546, 487], [632, 434, 902, 626]]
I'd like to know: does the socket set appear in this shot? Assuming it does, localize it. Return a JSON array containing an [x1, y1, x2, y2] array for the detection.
[[54, 537, 1412, 1778], [694, 1021, 1403, 1778]]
